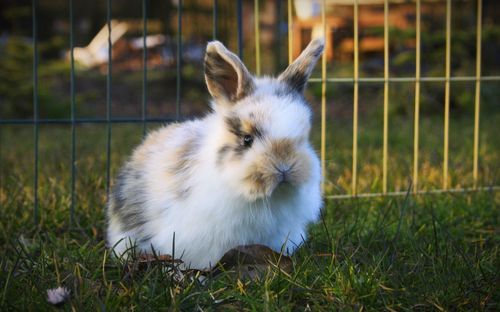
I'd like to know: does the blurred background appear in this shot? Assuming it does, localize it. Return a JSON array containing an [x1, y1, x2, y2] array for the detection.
[[0, 0, 499, 198], [2, 0, 499, 118]]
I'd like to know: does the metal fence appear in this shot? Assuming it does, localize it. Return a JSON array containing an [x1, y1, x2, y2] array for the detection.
[[312, 0, 499, 199], [1, 0, 499, 226]]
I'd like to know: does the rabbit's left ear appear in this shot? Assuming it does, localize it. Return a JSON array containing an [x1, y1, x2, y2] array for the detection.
[[278, 39, 324, 93], [204, 41, 255, 105]]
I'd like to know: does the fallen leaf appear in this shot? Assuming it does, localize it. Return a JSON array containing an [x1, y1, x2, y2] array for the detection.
[[122, 245, 293, 282], [213, 244, 294, 279]]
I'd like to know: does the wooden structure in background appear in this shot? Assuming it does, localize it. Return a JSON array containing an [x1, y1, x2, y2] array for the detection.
[[291, 1, 440, 61]]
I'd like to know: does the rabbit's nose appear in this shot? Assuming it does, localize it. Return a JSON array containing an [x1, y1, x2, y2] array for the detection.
[[277, 166, 292, 183]]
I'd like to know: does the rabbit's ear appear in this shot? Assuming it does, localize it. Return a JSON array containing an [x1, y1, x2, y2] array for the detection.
[[204, 41, 255, 105], [278, 38, 324, 93]]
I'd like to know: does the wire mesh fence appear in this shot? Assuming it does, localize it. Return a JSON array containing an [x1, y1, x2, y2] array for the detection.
[[0, 0, 499, 227]]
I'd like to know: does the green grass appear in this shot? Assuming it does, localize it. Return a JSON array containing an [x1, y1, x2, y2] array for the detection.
[[0, 114, 499, 310]]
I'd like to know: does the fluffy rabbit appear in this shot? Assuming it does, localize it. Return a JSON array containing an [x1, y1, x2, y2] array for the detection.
[[107, 39, 324, 269]]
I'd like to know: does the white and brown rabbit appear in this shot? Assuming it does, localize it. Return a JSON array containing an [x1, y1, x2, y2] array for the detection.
[[107, 39, 324, 270]]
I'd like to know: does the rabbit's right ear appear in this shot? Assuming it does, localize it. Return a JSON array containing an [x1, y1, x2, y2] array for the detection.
[[204, 41, 255, 105]]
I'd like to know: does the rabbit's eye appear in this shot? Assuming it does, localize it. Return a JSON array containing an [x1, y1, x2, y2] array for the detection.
[[242, 134, 254, 148]]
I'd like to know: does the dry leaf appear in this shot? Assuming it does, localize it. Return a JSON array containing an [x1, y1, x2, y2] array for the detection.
[[126, 245, 293, 281], [213, 244, 294, 279]]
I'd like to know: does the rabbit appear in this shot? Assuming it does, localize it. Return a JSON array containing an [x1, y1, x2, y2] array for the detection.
[[106, 38, 325, 270]]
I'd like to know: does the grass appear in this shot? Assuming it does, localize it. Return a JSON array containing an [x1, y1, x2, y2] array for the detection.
[[0, 113, 499, 310]]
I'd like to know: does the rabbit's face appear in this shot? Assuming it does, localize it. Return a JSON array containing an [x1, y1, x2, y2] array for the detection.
[[205, 39, 324, 201], [217, 81, 314, 200]]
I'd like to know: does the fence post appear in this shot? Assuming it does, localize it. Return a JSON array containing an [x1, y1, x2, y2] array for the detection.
[[32, 0, 39, 225], [443, 0, 451, 190], [382, 0, 389, 194], [413, 0, 421, 194], [213, 0, 218, 40], [352, 0, 359, 196], [142, 0, 149, 136], [105, 0, 112, 200], [237, 0, 243, 60], [176, 0, 182, 120], [321, 0, 327, 192], [254, 0, 261, 75], [473, 0, 482, 189], [288, 0, 293, 65], [69, 0, 76, 226]]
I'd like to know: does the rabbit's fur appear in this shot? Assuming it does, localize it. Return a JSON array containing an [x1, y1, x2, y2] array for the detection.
[[107, 39, 324, 269]]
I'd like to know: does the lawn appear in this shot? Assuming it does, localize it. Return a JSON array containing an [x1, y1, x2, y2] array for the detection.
[[0, 112, 499, 310]]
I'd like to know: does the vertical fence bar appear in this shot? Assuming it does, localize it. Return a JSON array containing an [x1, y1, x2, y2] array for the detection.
[[413, 0, 421, 193], [0, 127, 2, 208], [473, 0, 482, 189], [443, 0, 451, 190], [237, 0, 243, 60], [320, 0, 327, 192], [32, 0, 39, 225], [106, 0, 112, 199], [288, 0, 292, 65], [176, 0, 182, 120], [0, 126, 2, 206], [213, 0, 218, 39], [382, 0, 389, 194], [276, 0, 283, 71], [69, 0, 76, 226], [352, 0, 359, 195], [142, 0, 148, 136], [254, 0, 261, 75]]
